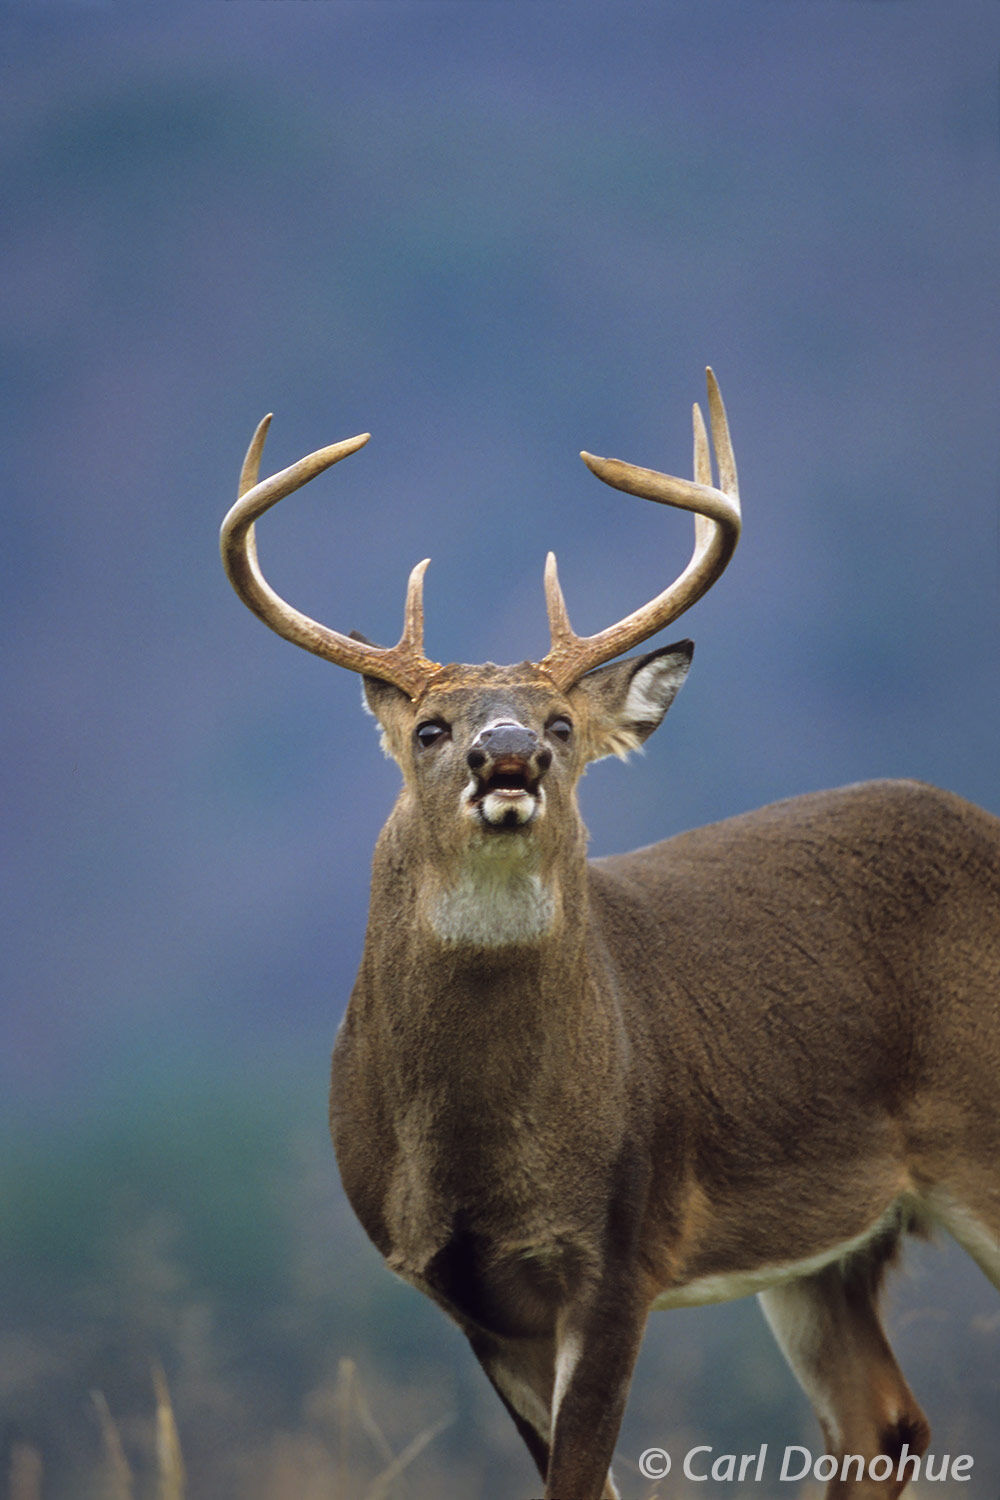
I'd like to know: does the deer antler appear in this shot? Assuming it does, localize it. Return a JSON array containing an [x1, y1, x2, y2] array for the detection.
[[220, 416, 441, 699], [539, 368, 741, 691]]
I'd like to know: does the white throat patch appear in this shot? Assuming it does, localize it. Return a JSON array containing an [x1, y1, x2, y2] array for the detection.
[[429, 863, 557, 947]]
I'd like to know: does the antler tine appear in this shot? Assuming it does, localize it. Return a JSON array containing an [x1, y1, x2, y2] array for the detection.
[[692, 397, 715, 557], [239, 413, 273, 498], [706, 365, 738, 498], [402, 557, 432, 660], [539, 369, 741, 692], [221, 419, 441, 700], [543, 550, 574, 653]]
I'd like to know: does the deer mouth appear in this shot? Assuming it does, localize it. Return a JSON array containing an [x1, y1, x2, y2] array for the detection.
[[466, 762, 545, 830]]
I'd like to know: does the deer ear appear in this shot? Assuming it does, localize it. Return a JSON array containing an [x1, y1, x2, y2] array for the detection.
[[576, 640, 693, 761], [361, 672, 410, 719], [352, 631, 413, 754], [360, 672, 413, 762]]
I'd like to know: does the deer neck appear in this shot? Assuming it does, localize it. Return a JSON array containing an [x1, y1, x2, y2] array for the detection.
[[426, 836, 563, 949], [358, 808, 602, 1135], [368, 794, 592, 967]]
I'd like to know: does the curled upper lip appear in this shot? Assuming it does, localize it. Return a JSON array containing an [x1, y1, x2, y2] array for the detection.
[[468, 756, 543, 802]]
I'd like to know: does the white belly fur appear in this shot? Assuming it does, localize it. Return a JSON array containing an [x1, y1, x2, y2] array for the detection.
[[650, 1202, 904, 1310]]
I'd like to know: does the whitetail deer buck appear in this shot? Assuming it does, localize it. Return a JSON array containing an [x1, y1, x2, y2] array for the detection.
[[222, 372, 1000, 1500]]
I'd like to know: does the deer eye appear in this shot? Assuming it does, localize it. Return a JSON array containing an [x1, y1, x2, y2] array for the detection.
[[547, 715, 573, 743], [415, 720, 450, 749]]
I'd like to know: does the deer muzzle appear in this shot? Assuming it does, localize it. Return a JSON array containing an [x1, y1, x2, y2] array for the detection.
[[465, 723, 552, 830]]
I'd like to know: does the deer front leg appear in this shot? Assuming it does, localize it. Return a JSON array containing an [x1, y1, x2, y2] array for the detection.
[[468, 1325, 626, 1500], [759, 1259, 930, 1500], [542, 1291, 648, 1500], [467, 1330, 554, 1485]]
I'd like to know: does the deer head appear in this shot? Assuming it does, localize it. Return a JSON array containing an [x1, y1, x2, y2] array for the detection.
[[221, 372, 740, 929]]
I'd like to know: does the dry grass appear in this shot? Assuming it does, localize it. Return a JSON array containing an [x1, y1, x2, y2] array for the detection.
[[152, 1364, 185, 1500], [329, 1359, 453, 1500], [7, 1359, 453, 1500], [90, 1390, 133, 1499], [7, 1446, 43, 1500]]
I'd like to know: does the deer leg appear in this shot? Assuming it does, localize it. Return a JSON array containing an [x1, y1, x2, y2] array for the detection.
[[466, 1330, 554, 1484], [926, 1180, 1000, 1290], [758, 1254, 929, 1500], [944, 1212, 1000, 1289], [541, 1293, 647, 1500], [467, 1328, 623, 1500]]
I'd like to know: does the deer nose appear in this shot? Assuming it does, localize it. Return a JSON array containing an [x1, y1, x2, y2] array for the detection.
[[467, 723, 552, 777]]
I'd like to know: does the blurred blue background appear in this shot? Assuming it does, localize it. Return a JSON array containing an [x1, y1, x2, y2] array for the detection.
[[2, 3, 998, 1495]]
